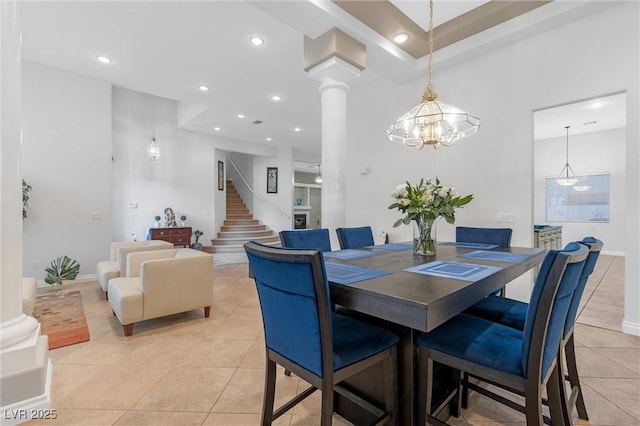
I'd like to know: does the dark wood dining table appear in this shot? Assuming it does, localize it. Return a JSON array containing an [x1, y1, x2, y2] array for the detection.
[[326, 243, 545, 425]]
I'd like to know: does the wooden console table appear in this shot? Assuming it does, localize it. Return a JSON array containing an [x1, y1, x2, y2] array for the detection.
[[148, 227, 192, 247]]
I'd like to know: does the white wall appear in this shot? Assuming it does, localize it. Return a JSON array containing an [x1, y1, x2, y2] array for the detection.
[[111, 87, 218, 245], [534, 128, 626, 253], [253, 144, 294, 232], [345, 3, 639, 307], [21, 61, 112, 280]]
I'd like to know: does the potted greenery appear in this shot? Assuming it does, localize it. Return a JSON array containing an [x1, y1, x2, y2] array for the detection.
[[44, 256, 80, 287], [191, 230, 204, 250], [22, 179, 32, 219]]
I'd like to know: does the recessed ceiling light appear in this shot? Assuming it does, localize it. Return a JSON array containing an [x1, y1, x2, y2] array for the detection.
[[270, 95, 281, 102], [250, 36, 264, 46], [214, 127, 221, 131], [266, 137, 272, 142], [199, 85, 209, 92], [237, 114, 245, 119], [293, 127, 301, 132], [393, 33, 410, 44], [95, 55, 112, 64], [591, 101, 604, 108]]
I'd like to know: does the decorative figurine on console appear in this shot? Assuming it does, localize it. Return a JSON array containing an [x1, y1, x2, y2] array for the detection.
[[164, 207, 178, 227]]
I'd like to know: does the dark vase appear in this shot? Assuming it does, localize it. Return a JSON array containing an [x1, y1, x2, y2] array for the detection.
[[191, 242, 203, 251]]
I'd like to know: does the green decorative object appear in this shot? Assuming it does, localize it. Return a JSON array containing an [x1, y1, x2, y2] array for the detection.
[[44, 256, 80, 286], [22, 179, 32, 219]]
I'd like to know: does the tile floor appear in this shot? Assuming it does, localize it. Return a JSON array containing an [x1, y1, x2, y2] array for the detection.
[[26, 255, 638, 425]]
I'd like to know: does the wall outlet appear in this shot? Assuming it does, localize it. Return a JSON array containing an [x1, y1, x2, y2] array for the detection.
[[91, 211, 102, 220], [496, 212, 516, 223]]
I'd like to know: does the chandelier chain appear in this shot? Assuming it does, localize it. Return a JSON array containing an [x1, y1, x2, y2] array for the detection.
[[423, 0, 436, 101]]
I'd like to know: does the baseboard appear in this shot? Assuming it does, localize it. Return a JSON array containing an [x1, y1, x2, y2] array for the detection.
[[601, 250, 625, 256], [622, 319, 640, 336], [35, 274, 96, 288]]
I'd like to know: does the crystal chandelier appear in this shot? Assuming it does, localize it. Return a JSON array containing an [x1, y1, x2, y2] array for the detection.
[[148, 103, 160, 161], [556, 126, 577, 186], [386, 0, 479, 149]]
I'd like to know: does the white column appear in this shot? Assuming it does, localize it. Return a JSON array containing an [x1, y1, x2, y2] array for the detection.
[[1, 2, 52, 422], [308, 58, 360, 249]]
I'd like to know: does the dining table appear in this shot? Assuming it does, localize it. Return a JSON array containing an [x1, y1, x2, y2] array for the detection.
[[323, 242, 546, 425]]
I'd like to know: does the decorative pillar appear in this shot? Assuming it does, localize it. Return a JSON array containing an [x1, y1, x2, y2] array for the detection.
[[305, 29, 365, 249], [0, 1, 52, 422]]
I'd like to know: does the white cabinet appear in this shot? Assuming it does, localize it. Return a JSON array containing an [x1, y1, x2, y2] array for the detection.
[[293, 183, 321, 229]]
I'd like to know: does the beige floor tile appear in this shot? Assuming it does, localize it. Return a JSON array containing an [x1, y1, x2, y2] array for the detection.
[[115, 335, 198, 367], [114, 410, 208, 425], [576, 314, 623, 332], [238, 336, 267, 369], [573, 324, 640, 348], [178, 338, 254, 368], [132, 366, 235, 412], [23, 408, 126, 425], [582, 377, 640, 421], [49, 363, 108, 399], [589, 289, 625, 307], [594, 347, 640, 375], [575, 347, 639, 378], [573, 381, 640, 425], [290, 413, 353, 425], [203, 412, 291, 425], [54, 333, 142, 365], [204, 318, 262, 340], [58, 364, 169, 410], [212, 367, 299, 414]]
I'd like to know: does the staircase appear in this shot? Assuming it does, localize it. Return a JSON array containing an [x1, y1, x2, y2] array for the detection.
[[205, 181, 281, 253]]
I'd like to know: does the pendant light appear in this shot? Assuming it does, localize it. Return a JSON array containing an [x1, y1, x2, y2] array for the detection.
[[315, 164, 322, 183], [556, 125, 577, 186], [386, 0, 479, 149], [148, 103, 160, 161]]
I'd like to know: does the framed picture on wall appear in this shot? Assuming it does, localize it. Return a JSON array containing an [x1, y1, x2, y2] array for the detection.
[[218, 161, 224, 191], [267, 167, 278, 194]]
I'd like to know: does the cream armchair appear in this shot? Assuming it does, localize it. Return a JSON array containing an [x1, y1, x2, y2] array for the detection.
[[107, 248, 214, 336], [96, 240, 173, 298]]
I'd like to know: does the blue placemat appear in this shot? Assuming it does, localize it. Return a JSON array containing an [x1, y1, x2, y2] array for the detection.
[[323, 249, 381, 260], [439, 242, 499, 249], [460, 250, 531, 263], [325, 262, 391, 285], [365, 243, 413, 251], [404, 260, 503, 282]]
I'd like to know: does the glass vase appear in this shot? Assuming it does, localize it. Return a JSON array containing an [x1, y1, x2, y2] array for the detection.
[[413, 218, 437, 256]]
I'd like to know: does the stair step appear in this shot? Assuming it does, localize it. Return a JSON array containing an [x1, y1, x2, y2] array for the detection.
[[218, 230, 273, 238], [227, 209, 249, 214], [211, 235, 280, 246], [227, 214, 253, 219], [204, 240, 281, 254], [224, 219, 259, 225], [221, 224, 266, 232]]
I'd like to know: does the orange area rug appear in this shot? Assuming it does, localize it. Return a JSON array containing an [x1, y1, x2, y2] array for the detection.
[[33, 290, 90, 350]]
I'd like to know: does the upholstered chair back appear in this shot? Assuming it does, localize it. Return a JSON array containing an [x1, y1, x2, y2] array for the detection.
[[521, 242, 588, 381], [246, 243, 331, 377], [563, 237, 603, 337], [456, 226, 513, 247], [279, 229, 332, 252], [336, 226, 375, 249]]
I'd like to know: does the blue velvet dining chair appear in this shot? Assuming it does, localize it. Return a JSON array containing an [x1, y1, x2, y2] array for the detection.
[[244, 241, 399, 426], [456, 226, 513, 296], [279, 228, 332, 252], [415, 242, 588, 426], [463, 237, 603, 422], [336, 226, 375, 249]]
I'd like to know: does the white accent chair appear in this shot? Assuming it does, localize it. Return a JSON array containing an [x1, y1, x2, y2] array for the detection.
[[96, 240, 173, 299], [108, 248, 214, 336]]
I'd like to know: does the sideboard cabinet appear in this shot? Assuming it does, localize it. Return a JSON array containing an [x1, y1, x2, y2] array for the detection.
[[148, 227, 192, 247]]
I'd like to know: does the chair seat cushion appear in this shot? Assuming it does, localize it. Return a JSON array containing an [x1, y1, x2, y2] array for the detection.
[[108, 277, 143, 325], [465, 295, 528, 331], [97, 260, 119, 291], [332, 313, 399, 373], [417, 313, 524, 377]]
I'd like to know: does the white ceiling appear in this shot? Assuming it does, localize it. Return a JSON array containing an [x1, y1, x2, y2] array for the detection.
[[18, 1, 621, 160]]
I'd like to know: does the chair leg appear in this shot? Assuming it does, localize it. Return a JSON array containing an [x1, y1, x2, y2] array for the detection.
[[556, 351, 572, 426], [122, 323, 133, 336], [461, 372, 470, 409], [416, 346, 434, 426], [565, 334, 588, 420], [261, 358, 277, 426], [383, 346, 398, 425], [524, 378, 544, 425], [546, 363, 566, 426], [320, 379, 333, 426], [204, 306, 211, 318], [452, 369, 463, 418]]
